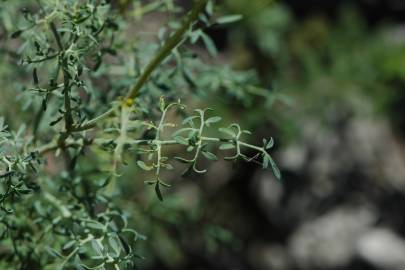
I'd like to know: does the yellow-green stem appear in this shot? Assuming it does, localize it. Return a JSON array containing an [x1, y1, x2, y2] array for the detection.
[[127, 0, 208, 99]]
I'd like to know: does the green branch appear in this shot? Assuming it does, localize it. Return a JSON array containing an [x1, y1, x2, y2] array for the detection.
[[127, 0, 208, 99], [73, 0, 208, 132]]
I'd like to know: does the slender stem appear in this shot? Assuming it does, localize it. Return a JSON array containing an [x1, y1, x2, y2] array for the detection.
[[127, 0, 208, 99], [50, 22, 64, 51], [238, 141, 265, 152], [36, 140, 80, 155], [72, 108, 115, 132], [188, 110, 207, 172], [73, 0, 208, 133], [63, 81, 73, 131], [37, 141, 58, 155], [155, 113, 165, 178], [49, 15, 75, 148], [27, 52, 59, 63], [106, 136, 265, 153]]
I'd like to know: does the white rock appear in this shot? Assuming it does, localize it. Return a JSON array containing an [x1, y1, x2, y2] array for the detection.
[[288, 206, 376, 269], [357, 228, 405, 270]]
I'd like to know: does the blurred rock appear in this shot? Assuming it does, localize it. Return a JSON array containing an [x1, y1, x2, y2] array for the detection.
[[279, 143, 307, 171], [268, 109, 405, 270], [205, 160, 233, 191], [357, 228, 405, 270], [253, 171, 284, 208], [347, 117, 405, 192], [288, 206, 376, 269]]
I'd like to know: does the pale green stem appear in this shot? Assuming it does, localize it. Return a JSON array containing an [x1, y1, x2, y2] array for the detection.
[[71, 0, 208, 132]]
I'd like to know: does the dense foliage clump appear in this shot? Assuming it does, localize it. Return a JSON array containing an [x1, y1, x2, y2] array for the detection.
[[0, 0, 279, 269]]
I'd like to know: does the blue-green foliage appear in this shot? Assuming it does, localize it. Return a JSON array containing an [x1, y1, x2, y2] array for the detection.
[[0, 1, 279, 269]]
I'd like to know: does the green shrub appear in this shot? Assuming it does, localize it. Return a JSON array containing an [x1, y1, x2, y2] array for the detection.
[[0, 1, 279, 269]]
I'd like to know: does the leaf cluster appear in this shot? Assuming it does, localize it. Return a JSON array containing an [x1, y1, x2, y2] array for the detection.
[[0, 0, 280, 269]]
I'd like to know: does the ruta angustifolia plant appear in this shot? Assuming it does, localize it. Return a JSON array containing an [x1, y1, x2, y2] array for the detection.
[[0, 0, 280, 269]]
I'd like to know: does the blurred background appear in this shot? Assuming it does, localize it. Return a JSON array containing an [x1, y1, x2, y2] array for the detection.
[[131, 1, 405, 269], [2, 0, 405, 269]]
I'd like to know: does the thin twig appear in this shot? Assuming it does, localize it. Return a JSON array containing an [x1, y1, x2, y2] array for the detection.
[[72, 0, 208, 132]]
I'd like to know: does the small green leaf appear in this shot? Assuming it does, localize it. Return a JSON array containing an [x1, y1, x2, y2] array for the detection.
[[269, 156, 281, 180], [174, 156, 192, 164], [11, 30, 23, 39], [17, 188, 33, 195], [159, 96, 165, 112], [87, 222, 105, 231], [108, 235, 121, 256], [173, 136, 188, 145], [137, 160, 153, 171], [182, 116, 198, 126], [206, 0, 214, 15], [205, 116, 222, 127], [219, 127, 236, 138], [46, 247, 64, 259], [190, 29, 202, 44], [163, 163, 174, 170], [119, 235, 131, 254], [159, 180, 171, 188], [200, 32, 217, 56], [155, 182, 163, 201], [219, 143, 235, 150], [62, 240, 76, 251], [91, 239, 104, 256], [33, 68, 39, 85], [266, 138, 274, 149], [98, 177, 111, 188], [202, 151, 218, 161], [262, 154, 270, 169], [216, 15, 243, 24]]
